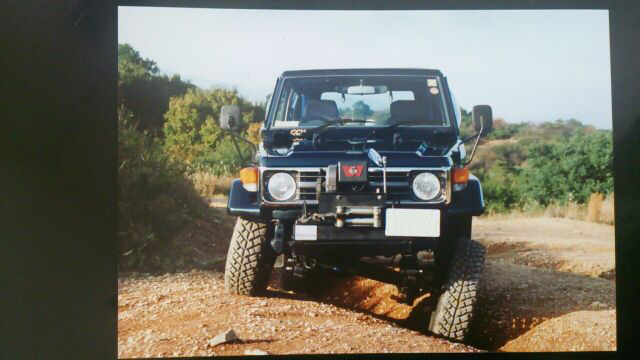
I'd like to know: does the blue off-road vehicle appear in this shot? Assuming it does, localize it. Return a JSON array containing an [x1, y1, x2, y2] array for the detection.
[[219, 69, 493, 342]]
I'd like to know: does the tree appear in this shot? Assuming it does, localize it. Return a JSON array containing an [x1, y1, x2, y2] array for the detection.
[[118, 43, 194, 134], [117, 105, 207, 270], [519, 131, 613, 205], [352, 100, 374, 119], [163, 88, 265, 174]]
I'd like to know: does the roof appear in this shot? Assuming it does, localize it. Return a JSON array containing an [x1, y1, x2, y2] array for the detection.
[[281, 68, 444, 77]]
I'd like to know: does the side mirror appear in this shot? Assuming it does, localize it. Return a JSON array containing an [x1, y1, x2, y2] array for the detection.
[[219, 105, 242, 132], [472, 105, 493, 135], [462, 105, 493, 166]]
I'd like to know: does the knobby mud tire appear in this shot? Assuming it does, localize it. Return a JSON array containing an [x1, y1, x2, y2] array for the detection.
[[428, 238, 485, 342], [224, 218, 276, 296]]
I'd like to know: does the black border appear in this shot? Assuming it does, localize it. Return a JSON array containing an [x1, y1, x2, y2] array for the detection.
[[1, 1, 637, 359]]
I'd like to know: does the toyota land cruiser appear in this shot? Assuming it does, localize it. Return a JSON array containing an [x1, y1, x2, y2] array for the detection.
[[219, 68, 493, 342]]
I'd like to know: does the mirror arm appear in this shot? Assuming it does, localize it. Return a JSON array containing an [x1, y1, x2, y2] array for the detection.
[[221, 128, 258, 154], [229, 136, 245, 164], [461, 132, 480, 144], [463, 121, 483, 166]]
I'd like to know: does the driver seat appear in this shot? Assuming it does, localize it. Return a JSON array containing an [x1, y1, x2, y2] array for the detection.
[[390, 100, 429, 123], [300, 100, 340, 125]]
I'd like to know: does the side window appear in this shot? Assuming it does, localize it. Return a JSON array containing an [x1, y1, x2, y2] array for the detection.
[[264, 93, 272, 122], [272, 85, 301, 127], [273, 87, 289, 122], [286, 92, 300, 121], [450, 90, 462, 127]]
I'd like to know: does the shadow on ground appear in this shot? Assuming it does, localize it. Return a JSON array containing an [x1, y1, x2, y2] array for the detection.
[[266, 259, 615, 351]]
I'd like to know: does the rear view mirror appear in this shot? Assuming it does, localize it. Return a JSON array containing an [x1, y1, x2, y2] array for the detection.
[[347, 85, 376, 95], [472, 105, 493, 135], [220, 105, 242, 132]]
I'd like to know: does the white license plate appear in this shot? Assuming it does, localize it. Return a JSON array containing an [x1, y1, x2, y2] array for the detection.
[[385, 208, 440, 237], [294, 225, 317, 241]]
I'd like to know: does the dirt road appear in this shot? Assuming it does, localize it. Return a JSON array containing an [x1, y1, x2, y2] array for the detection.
[[118, 212, 616, 356]]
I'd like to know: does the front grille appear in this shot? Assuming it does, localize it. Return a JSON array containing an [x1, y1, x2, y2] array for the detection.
[[262, 168, 447, 204], [298, 170, 322, 201], [368, 170, 412, 201]]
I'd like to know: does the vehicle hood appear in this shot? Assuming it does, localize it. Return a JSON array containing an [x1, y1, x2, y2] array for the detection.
[[260, 127, 456, 168], [259, 149, 452, 168]]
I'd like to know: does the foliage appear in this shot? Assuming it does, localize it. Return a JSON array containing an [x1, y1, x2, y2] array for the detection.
[[118, 43, 194, 133], [163, 87, 264, 175], [456, 104, 613, 213], [518, 130, 613, 205], [484, 118, 528, 140], [516, 118, 595, 140], [192, 136, 255, 176], [247, 122, 263, 145], [458, 108, 474, 139], [372, 109, 391, 124], [189, 172, 235, 198], [481, 161, 523, 213], [471, 141, 528, 212], [464, 112, 613, 213], [117, 105, 207, 270], [352, 100, 374, 119]]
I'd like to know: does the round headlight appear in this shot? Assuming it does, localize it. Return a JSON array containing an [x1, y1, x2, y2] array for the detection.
[[412, 172, 442, 201], [267, 172, 297, 201]]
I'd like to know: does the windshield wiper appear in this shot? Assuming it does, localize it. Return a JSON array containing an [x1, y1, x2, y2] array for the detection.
[[305, 118, 370, 144], [361, 119, 425, 150], [313, 118, 369, 131]]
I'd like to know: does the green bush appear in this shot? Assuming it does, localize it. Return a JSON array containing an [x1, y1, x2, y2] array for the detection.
[[163, 88, 264, 175], [459, 108, 474, 139], [478, 160, 524, 213], [485, 119, 527, 140], [518, 131, 613, 205], [469, 119, 612, 213], [193, 136, 254, 176], [117, 105, 207, 270]]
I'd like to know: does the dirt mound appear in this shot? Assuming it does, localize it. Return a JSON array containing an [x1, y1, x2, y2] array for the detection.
[[500, 310, 616, 352], [474, 217, 615, 278], [120, 208, 236, 275], [469, 261, 615, 351], [315, 275, 438, 335], [311, 257, 616, 352], [118, 215, 617, 355], [118, 270, 479, 357]]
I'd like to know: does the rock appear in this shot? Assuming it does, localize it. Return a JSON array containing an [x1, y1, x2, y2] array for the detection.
[[589, 301, 607, 309], [245, 349, 270, 355], [207, 329, 239, 347]]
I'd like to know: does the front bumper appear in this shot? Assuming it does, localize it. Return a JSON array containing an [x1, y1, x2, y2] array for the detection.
[[289, 225, 439, 257]]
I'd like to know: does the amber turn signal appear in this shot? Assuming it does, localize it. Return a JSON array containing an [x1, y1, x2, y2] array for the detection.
[[240, 167, 259, 192], [452, 167, 469, 184]]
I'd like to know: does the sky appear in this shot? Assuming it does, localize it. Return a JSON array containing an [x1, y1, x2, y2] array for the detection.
[[118, 7, 612, 129]]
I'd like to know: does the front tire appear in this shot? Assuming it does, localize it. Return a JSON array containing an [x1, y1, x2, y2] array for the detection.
[[428, 238, 485, 342], [224, 218, 276, 296]]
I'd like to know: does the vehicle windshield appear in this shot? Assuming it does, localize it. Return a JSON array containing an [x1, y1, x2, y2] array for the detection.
[[269, 75, 450, 129]]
